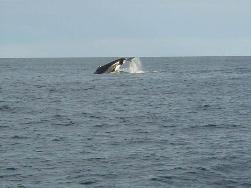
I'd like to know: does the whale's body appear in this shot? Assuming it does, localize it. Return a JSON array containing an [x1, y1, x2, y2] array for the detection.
[[94, 57, 134, 74]]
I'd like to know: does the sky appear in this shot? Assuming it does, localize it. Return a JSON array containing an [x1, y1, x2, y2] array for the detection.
[[0, 0, 251, 57]]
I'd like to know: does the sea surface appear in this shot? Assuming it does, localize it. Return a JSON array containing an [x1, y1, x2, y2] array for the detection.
[[0, 57, 251, 188]]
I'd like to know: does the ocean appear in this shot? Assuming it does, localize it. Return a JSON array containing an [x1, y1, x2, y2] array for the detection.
[[0, 57, 251, 188]]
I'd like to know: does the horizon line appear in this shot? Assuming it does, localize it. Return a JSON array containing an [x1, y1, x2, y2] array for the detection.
[[0, 55, 250, 59]]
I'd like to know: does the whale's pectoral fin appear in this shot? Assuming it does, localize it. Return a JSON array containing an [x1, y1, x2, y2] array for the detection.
[[94, 57, 129, 74], [126, 57, 135, 62]]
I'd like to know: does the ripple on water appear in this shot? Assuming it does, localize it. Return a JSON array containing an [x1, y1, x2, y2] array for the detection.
[[5, 167, 17, 171], [0, 125, 9, 129], [189, 123, 243, 129], [0, 105, 11, 111], [11, 135, 29, 139], [79, 180, 97, 185]]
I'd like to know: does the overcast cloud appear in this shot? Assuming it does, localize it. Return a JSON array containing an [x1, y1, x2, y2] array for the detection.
[[0, 0, 250, 57]]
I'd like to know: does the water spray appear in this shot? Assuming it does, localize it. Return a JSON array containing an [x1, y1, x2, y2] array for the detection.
[[124, 57, 144, 73]]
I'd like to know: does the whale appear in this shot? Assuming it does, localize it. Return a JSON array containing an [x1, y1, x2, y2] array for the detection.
[[94, 57, 134, 74]]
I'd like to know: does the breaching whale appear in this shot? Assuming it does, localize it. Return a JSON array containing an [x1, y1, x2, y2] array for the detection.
[[94, 57, 134, 74]]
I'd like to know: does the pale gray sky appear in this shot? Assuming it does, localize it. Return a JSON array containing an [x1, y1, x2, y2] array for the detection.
[[0, 0, 251, 57]]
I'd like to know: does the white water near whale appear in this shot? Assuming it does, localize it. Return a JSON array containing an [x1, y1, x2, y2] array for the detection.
[[120, 57, 144, 73]]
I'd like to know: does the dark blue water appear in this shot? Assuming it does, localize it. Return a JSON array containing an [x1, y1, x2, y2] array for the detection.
[[0, 57, 251, 188]]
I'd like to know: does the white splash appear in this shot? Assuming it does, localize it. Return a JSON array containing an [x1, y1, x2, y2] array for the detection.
[[127, 57, 144, 73]]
